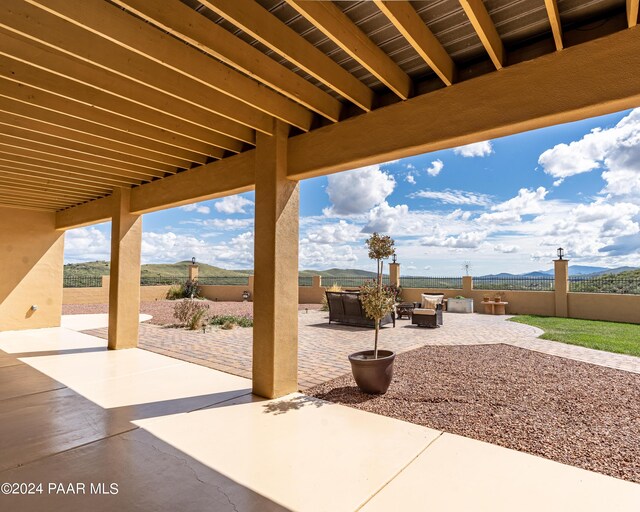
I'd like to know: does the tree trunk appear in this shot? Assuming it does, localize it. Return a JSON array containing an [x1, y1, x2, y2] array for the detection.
[[374, 322, 379, 359]]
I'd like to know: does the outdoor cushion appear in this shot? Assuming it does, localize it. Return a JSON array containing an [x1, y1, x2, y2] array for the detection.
[[421, 298, 438, 309], [421, 293, 443, 305], [413, 308, 436, 315]]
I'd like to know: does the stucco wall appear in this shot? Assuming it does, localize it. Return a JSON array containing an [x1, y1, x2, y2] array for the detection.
[[63, 278, 172, 304], [568, 293, 640, 324], [0, 207, 64, 330]]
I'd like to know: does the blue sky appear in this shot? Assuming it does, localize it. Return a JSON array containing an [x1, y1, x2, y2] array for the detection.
[[65, 107, 640, 275]]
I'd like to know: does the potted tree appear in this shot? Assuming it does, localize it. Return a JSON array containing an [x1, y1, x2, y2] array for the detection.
[[348, 233, 397, 394]]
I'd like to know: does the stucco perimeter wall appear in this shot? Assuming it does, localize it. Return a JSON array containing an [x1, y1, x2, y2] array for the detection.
[[198, 285, 252, 302], [0, 207, 64, 330], [568, 293, 640, 324], [402, 288, 555, 316]]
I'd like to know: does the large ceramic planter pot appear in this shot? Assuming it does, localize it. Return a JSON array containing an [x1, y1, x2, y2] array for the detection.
[[348, 350, 396, 394]]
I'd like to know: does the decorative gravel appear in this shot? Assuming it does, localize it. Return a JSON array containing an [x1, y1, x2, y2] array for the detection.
[[306, 344, 640, 483], [62, 300, 321, 325]]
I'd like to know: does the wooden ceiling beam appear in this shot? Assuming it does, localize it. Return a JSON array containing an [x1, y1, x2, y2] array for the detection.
[[0, 126, 173, 177], [0, 192, 70, 208], [0, 169, 111, 195], [112, 0, 341, 123], [0, 112, 189, 171], [288, 28, 640, 179], [201, 0, 374, 112], [0, 161, 120, 190], [0, 97, 207, 167], [287, 0, 412, 99], [25, 0, 313, 131], [544, 0, 563, 51], [3, 0, 276, 134], [0, 148, 145, 186], [0, 200, 55, 212], [459, 0, 505, 70], [0, 33, 254, 147], [374, 1, 455, 86], [628, 0, 639, 27], [0, 77, 229, 157], [0, 182, 95, 202]]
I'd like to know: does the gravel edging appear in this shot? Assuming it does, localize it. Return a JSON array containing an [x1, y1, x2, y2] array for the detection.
[[306, 343, 640, 483]]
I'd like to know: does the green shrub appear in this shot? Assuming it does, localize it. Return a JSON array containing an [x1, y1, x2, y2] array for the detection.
[[209, 315, 253, 328], [173, 299, 210, 330], [166, 284, 185, 300], [166, 279, 200, 300]]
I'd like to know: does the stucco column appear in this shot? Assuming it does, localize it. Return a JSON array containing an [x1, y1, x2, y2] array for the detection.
[[389, 262, 400, 288], [554, 258, 569, 318], [108, 187, 142, 350], [189, 264, 199, 281], [462, 275, 473, 295], [253, 120, 299, 399]]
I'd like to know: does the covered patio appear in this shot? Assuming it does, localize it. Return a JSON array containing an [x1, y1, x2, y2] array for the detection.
[[1, 0, 640, 509], [1, 319, 639, 511]]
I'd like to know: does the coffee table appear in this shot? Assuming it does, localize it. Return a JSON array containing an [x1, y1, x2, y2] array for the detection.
[[396, 302, 417, 319]]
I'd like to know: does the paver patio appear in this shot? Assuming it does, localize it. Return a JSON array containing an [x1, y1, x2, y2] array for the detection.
[[81, 309, 640, 389]]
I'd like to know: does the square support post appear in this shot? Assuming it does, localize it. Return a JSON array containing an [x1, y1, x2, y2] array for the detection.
[[253, 120, 299, 398], [389, 262, 400, 288], [554, 258, 569, 318], [108, 187, 142, 350]]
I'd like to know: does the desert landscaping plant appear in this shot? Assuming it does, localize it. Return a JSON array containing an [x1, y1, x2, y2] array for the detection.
[[360, 233, 396, 358], [173, 298, 210, 330], [209, 314, 253, 328]]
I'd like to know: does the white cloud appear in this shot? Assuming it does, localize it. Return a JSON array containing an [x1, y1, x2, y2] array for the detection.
[[405, 174, 416, 185], [203, 218, 254, 230], [494, 244, 519, 253], [425, 159, 444, 177], [304, 220, 361, 244], [181, 203, 210, 214], [538, 108, 640, 200], [214, 195, 254, 214], [420, 227, 488, 249], [325, 165, 395, 215], [299, 243, 358, 268], [65, 226, 110, 262], [410, 188, 492, 206], [363, 202, 409, 233], [453, 141, 493, 158]]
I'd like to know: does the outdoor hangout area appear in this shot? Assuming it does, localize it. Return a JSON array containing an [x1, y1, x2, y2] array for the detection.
[[1, 0, 640, 510]]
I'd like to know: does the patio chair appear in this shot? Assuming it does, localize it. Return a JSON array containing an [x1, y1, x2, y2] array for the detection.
[[411, 293, 444, 328]]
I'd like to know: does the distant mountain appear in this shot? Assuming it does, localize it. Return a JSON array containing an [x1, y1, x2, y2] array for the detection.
[[533, 265, 638, 277], [64, 260, 249, 279]]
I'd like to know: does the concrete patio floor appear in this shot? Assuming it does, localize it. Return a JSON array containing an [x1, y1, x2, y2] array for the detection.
[[0, 317, 638, 511], [83, 310, 640, 389]]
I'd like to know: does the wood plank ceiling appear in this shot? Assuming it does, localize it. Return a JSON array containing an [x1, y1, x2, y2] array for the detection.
[[0, 0, 634, 212]]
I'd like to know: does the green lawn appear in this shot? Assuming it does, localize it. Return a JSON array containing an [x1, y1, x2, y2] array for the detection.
[[508, 315, 640, 357]]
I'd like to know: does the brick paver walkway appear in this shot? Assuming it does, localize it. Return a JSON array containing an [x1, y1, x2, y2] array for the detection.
[[83, 311, 640, 389]]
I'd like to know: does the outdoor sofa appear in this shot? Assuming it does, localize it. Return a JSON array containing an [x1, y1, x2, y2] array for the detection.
[[326, 291, 395, 328]]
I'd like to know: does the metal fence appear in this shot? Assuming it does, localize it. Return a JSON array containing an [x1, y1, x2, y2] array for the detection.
[[473, 277, 555, 291], [139, 276, 185, 286], [321, 275, 388, 288], [298, 276, 313, 287], [569, 276, 640, 294], [196, 276, 250, 286], [63, 275, 103, 288], [399, 276, 463, 289]]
